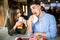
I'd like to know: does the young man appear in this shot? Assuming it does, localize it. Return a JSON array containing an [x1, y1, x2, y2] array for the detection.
[[27, 1, 57, 40]]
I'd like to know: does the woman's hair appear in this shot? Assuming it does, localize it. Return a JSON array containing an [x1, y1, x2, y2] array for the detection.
[[8, 5, 22, 27]]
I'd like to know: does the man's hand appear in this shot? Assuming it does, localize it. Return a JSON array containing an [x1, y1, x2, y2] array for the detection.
[[34, 32, 46, 37], [29, 15, 38, 24]]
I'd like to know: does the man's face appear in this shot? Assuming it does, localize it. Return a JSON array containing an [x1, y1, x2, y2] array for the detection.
[[30, 4, 41, 16]]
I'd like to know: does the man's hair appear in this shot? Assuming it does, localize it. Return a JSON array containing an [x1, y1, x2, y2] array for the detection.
[[30, 1, 40, 6]]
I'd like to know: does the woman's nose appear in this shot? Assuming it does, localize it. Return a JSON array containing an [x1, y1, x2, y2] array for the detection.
[[18, 13, 21, 16]]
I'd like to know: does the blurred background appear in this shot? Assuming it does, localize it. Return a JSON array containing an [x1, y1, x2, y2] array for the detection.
[[0, 0, 60, 40]]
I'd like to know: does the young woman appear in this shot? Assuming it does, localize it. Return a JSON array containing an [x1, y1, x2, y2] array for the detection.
[[5, 6, 27, 36]]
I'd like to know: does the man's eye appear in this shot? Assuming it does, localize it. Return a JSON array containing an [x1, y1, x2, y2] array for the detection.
[[33, 7, 35, 9]]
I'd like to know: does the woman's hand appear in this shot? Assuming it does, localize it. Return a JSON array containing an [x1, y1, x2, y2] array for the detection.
[[13, 17, 23, 29], [13, 21, 21, 30]]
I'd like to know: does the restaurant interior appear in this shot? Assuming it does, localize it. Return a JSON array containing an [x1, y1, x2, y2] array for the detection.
[[0, 0, 60, 40]]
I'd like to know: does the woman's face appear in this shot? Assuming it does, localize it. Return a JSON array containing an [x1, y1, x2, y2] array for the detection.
[[15, 9, 21, 20], [16, 9, 21, 18]]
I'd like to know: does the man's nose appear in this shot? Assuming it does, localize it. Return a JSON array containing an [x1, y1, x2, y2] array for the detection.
[[32, 10, 35, 13]]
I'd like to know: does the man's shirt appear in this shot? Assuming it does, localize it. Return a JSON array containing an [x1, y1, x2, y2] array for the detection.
[[32, 11, 57, 39]]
